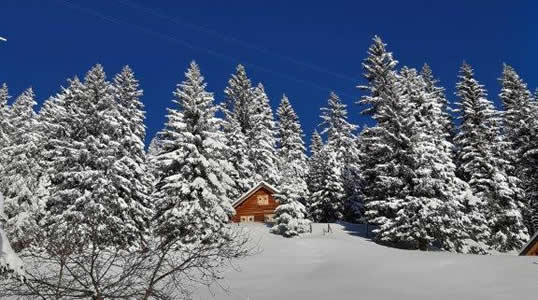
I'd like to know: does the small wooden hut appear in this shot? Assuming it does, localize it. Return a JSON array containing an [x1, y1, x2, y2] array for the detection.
[[232, 181, 280, 223]]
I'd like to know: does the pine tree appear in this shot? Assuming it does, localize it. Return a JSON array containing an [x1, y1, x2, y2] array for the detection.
[[36, 79, 85, 252], [272, 95, 310, 237], [455, 63, 528, 251], [0, 84, 10, 195], [309, 129, 323, 157], [358, 36, 415, 240], [342, 136, 364, 221], [358, 35, 399, 117], [42, 65, 150, 249], [306, 131, 323, 194], [0, 88, 44, 250], [223, 64, 255, 135], [275, 95, 308, 200], [0, 83, 10, 149], [499, 64, 534, 154], [152, 61, 235, 245], [147, 135, 163, 157], [220, 111, 255, 199], [319, 92, 361, 221], [306, 130, 324, 217], [309, 147, 345, 222], [499, 64, 538, 235], [421, 64, 455, 141], [111, 66, 154, 241], [249, 83, 279, 185], [384, 67, 477, 252], [521, 90, 538, 234], [276, 95, 308, 170], [0, 193, 25, 280], [5, 88, 37, 141], [320, 92, 358, 149], [222, 65, 279, 192], [221, 65, 257, 197], [271, 164, 311, 237]]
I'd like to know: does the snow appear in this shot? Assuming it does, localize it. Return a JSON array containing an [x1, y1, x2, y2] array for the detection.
[[0, 228, 24, 277], [193, 223, 537, 300], [0, 194, 25, 279]]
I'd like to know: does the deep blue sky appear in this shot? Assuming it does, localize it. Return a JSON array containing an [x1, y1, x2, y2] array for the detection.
[[1, 0, 537, 145]]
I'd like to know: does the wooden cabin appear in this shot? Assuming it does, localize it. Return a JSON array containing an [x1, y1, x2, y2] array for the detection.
[[232, 181, 280, 223], [519, 232, 538, 256]]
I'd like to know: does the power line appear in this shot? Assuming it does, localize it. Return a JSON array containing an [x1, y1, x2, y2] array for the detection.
[[56, 0, 357, 99], [114, 0, 358, 83]]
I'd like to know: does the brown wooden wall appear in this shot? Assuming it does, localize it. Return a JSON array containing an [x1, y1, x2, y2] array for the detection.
[[527, 242, 538, 256], [232, 187, 279, 222]]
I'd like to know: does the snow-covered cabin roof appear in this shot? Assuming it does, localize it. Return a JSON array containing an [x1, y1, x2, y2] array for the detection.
[[232, 181, 280, 208], [519, 232, 538, 256]]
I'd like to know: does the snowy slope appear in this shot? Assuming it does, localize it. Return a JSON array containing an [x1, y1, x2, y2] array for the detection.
[[194, 223, 536, 300]]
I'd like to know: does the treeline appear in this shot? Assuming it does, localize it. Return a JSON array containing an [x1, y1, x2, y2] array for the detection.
[[0, 36, 537, 294], [307, 36, 537, 253]]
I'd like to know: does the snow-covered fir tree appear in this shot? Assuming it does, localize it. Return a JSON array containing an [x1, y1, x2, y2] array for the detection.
[[272, 95, 310, 237], [455, 63, 528, 251], [146, 134, 165, 200], [0, 88, 45, 250], [357, 36, 399, 116], [271, 163, 311, 237], [222, 65, 279, 192], [523, 89, 538, 232], [309, 129, 323, 157], [152, 61, 235, 245], [275, 95, 308, 199], [520, 96, 538, 234], [0, 84, 10, 149], [221, 64, 257, 197], [357, 36, 415, 242], [499, 64, 535, 155], [223, 64, 255, 135], [0, 193, 25, 280], [306, 130, 324, 213], [320, 92, 358, 147], [4, 88, 37, 142], [111, 66, 154, 241], [276, 95, 308, 172], [42, 65, 150, 249], [0, 84, 9, 196], [499, 64, 538, 235], [358, 42, 482, 252], [309, 146, 345, 222], [382, 67, 479, 252], [219, 110, 255, 199], [249, 83, 280, 185], [147, 135, 163, 157], [421, 63, 455, 141], [319, 92, 361, 221]]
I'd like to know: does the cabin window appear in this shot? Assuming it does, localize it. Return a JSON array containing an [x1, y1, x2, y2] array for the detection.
[[257, 194, 269, 205], [240, 215, 254, 222]]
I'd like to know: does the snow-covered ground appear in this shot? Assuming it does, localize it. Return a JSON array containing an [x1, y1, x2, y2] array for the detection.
[[194, 223, 536, 300]]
